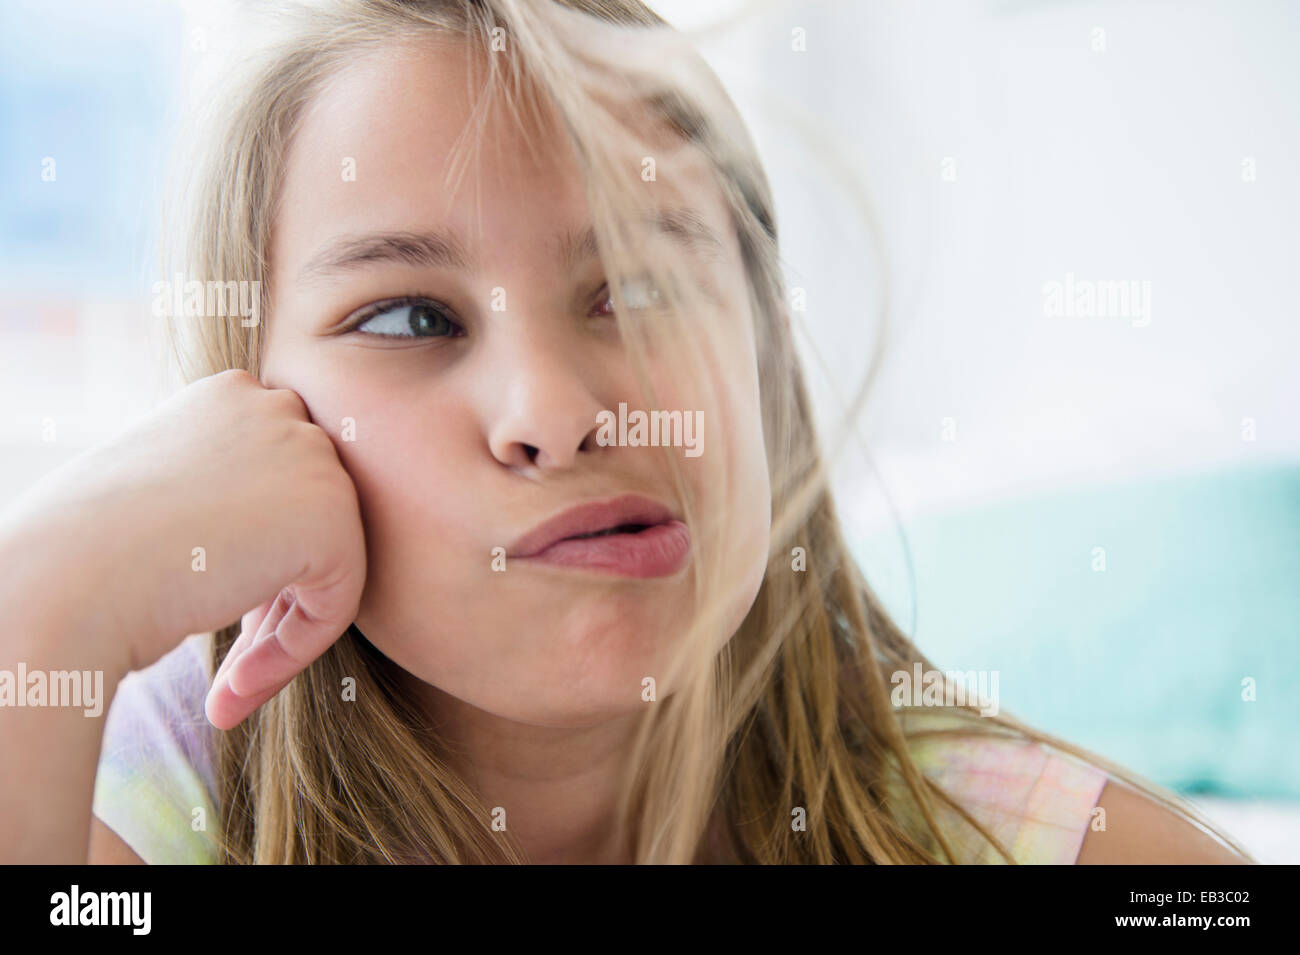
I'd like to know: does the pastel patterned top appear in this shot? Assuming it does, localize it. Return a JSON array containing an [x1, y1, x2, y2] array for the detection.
[[91, 636, 1109, 864], [92, 633, 221, 864], [888, 712, 1111, 864]]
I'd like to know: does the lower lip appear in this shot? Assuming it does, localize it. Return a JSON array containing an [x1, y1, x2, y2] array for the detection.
[[519, 520, 691, 577]]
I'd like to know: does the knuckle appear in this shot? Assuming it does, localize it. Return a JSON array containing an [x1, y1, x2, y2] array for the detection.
[[299, 435, 350, 491], [213, 367, 255, 385], [298, 420, 342, 462], [268, 387, 310, 418], [267, 624, 311, 668]]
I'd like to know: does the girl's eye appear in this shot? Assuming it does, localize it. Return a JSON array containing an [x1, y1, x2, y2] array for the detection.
[[593, 274, 667, 316], [352, 299, 463, 339]]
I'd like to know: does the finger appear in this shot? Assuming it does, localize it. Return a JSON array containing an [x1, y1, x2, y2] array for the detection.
[[207, 559, 363, 729], [209, 592, 287, 697], [204, 660, 248, 730], [224, 593, 352, 701], [211, 596, 280, 688], [204, 667, 297, 731], [240, 597, 281, 651], [221, 566, 362, 701], [249, 588, 294, 647], [205, 591, 292, 728], [204, 600, 295, 732], [205, 626, 256, 726]]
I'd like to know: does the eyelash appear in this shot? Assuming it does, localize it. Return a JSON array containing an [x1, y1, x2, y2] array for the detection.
[[344, 279, 664, 340], [345, 296, 466, 340]]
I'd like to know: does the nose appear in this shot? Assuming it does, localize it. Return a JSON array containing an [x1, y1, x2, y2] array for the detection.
[[485, 332, 609, 473]]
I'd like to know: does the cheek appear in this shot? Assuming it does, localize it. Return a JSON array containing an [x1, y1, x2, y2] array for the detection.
[[338, 396, 500, 687], [647, 315, 771, 618], [289, 378, 481, 612], [718, 374, 771, 598], [331, 397, 479, 561], [708, 316, 771, 602], [658, 314, 767, 499]]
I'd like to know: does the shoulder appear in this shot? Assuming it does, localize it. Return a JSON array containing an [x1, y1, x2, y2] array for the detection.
[[897, 724, 1109, 864], [91, 632, 222, 864], [89, 815, 146, 864], [1075, 781, 1250, 864]]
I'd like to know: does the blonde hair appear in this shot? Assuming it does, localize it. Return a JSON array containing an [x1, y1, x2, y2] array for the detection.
[[162, 0, 1252, 863]]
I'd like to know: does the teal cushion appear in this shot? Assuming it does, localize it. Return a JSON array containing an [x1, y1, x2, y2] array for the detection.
[[852, 462, 1300, 798]]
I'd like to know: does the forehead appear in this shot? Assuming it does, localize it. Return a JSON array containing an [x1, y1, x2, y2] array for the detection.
[[271, 32, 730, 273]]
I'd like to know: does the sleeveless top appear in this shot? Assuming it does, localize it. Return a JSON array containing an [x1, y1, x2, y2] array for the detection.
[[91, 635, 1108, 864]]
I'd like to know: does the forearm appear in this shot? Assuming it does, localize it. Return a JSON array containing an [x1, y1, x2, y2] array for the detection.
[[0, 518, 132, 863]]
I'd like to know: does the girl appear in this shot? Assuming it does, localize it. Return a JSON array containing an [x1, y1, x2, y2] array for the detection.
[[0, 0, 1252, 864]]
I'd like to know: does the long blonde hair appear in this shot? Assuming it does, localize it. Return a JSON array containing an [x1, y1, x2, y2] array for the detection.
[[163, 0, 1252, 863]]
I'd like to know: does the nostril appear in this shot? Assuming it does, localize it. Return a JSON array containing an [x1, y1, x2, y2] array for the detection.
[[523, 443, 539, 462]]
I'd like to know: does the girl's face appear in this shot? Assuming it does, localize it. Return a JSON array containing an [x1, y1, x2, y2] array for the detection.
[[262, 35, 770, 728]]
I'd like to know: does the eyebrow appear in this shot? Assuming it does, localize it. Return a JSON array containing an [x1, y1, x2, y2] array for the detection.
[[296, 207, 726, 283]]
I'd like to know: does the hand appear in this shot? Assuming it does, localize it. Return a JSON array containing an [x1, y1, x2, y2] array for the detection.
[[0, 368, 368, 730]]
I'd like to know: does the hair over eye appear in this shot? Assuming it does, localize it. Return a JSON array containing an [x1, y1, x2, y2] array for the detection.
[[595, 273, 671, 316]]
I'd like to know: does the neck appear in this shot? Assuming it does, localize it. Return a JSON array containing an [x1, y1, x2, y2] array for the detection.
[[417, 681, 642, 864]]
